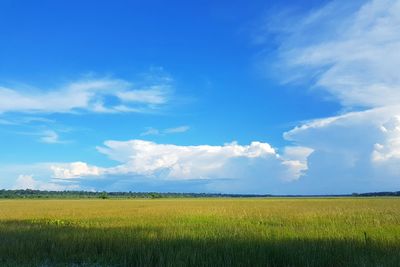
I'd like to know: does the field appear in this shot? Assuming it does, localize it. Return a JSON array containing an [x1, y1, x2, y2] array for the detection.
[[0, 198, 399, 266]]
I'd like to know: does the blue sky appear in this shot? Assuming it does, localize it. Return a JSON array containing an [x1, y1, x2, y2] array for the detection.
[[1, 0, 399, 194]]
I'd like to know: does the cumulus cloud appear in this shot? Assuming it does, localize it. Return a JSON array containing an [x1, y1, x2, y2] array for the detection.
[[0, 76, 171, 114], [97, 140, 278, 179], [47, 140, 308, 193], [263, 0, 400, 193], [280, 146, 313, 181], [51, 162, 103, 179], [14, 175, 36, 190], [283, 107, 400, 193], [13, 174, 79, 191], [370, 114, 400, 177]]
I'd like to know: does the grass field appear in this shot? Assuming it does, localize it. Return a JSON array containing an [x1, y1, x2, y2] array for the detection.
[[0, 198, 399, 266]]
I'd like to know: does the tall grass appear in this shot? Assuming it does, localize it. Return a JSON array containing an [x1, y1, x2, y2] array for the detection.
[[0, 198, 399, 266]]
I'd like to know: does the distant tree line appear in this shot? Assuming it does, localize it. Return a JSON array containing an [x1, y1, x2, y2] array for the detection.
[[352, 191, 400, 197], [0, 189, 273, 199], [0, 189, 399, 199]]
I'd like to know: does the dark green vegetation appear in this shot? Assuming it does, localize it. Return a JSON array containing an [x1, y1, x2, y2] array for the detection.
[[0, 198, 399, 266], [0, 189, 271, 199], [1, 189, 399, 199]]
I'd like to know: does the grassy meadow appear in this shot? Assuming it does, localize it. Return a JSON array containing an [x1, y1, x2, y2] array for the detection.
[[0, 198, 399, 266]]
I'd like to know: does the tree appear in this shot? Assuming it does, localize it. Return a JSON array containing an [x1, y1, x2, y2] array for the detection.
[[99, 192, 108, 199]]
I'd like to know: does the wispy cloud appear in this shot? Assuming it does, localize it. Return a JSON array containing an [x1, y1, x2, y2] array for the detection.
[[5, 127, 71, 145], [140, 127, 161, 136], [140, 125, 190, 136], [39, 130, 64, 144], [164, 126, 190, 134], [0, 116, 54, 126], [271, 0, 400, 108], [0, 73, 173, 115], [0, 119, 15, 125]]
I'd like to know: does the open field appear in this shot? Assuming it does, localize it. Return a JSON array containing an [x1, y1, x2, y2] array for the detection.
[[0, 198, 399, 266]]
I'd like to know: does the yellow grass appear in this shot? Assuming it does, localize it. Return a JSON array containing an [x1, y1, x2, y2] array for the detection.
[[0, 198, 399, 266]]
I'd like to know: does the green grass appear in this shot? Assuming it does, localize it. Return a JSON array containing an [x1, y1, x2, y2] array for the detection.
[[0, 198, 399, 266]]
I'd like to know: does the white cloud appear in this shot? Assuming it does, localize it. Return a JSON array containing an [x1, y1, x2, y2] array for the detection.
[[280, 146, 313, 181], [39, 130, 61, 144], [370, 115, 400, 176], [140, 127, 161, 136], [140, 125, 190, 136], [116, 87, 168, 105], [96, 140, 279, 179], [51, 162, 103, 179], [46, 140, 307, 193], [258, 0, 400, 193], [0, 116, 54, 126], [14, 175, 36, 190], [164, 126, 190, 134], [13, 174, 79, 191], [0, 75, 172, 114], [277, 0, 400, 108], [283, 106, 400, 193], [7, 129, 68, 144]]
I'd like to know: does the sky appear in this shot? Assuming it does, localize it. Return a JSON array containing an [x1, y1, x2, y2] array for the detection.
[[1, 0, 399, 194]]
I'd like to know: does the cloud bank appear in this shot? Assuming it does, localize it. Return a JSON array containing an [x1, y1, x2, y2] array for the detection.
[[47, 140, 310, 193], [273, 0, 400, 193]]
